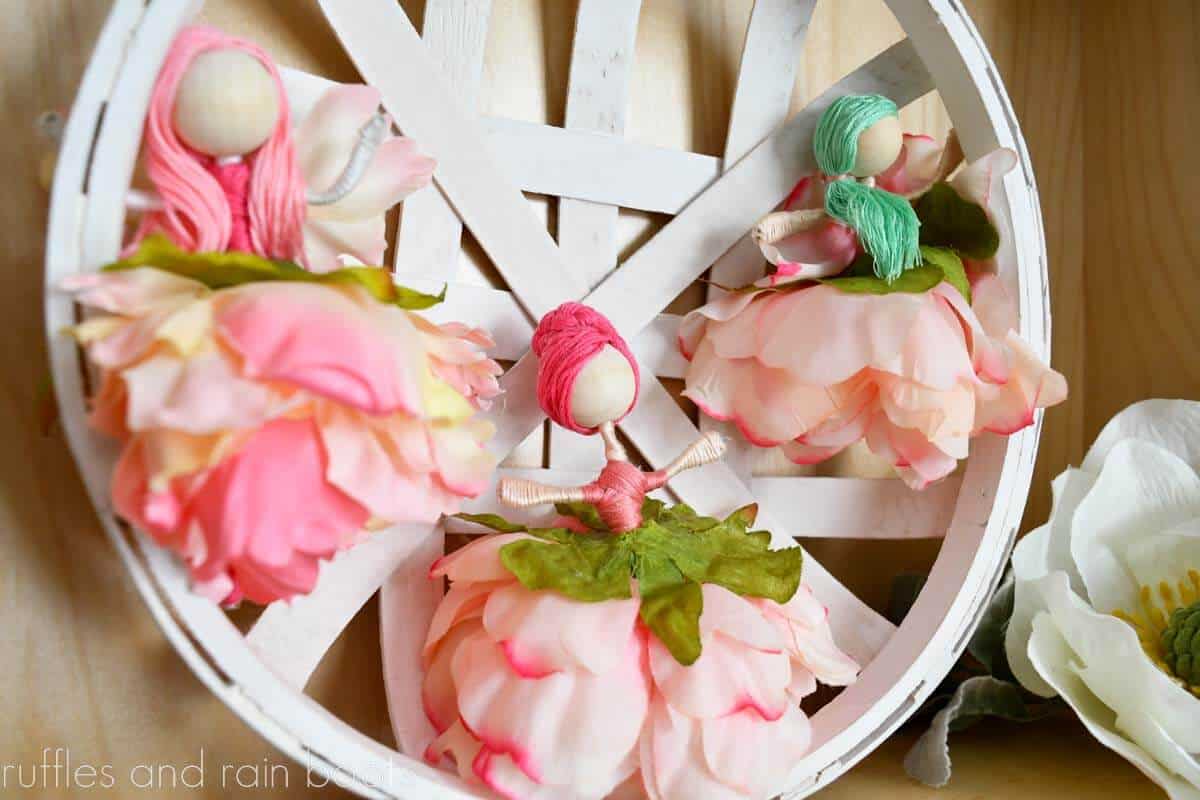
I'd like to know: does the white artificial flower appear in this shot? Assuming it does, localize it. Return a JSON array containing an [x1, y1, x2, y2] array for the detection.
[[1006, 399, 1200, 798]]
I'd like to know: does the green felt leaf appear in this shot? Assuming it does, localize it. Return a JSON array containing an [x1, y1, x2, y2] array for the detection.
[[106, 235, 446, 310], [637, 556, 703, 666], [920, 246, 972, 304], [817, 246, 970, 303], [820, 258, 944, 296], [499, 535, 633, 602], [913, 182, 1000, 260], [455, 513, 528, 534]]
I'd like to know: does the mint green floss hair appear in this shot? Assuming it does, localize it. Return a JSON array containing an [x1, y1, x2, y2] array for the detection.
[[813, 94, 921, 282]]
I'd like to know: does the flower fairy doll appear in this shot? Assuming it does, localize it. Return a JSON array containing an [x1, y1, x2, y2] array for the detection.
[[681, 94, 1067, 489], [61, 26, 493, 607], [420, 303, 858, 800], [126, 25, 434, 271]]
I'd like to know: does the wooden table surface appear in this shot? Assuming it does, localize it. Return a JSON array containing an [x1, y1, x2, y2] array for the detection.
[[0, 0, 1191, 797]]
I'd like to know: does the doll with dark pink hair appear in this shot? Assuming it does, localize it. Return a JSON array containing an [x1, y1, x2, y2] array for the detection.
[[414, 303, 860, 800], [126, 25, 434, 271]]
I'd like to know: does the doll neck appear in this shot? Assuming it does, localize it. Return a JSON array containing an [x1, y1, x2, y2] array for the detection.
[[598, 421, 628, 463], [207, 156, 253, 253]]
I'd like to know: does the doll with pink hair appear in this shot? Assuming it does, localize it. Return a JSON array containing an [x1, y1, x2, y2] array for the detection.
[[127, 25, 434, 271], [62, 27, 500, 607], [414, 303, 859, 800]]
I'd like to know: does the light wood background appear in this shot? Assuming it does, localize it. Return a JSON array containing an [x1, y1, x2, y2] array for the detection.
[[0, 0, 1191, 797]]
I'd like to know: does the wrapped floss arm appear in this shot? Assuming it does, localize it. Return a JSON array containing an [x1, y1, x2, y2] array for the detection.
[[126, 111, 393, 210]]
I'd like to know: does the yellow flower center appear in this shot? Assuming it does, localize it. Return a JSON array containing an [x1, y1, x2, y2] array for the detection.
[[1112, 569, 1200, 696]]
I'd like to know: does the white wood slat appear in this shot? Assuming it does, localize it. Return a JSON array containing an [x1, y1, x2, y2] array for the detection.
[[79, 0, 202, 262], [449, 468, 956, 540], [45, 0, 148, 510], [380, 525, 446, 759], [246, 524, 440, 690], [480, 116, 721, 214], [412, 278, 687, 376], [282, 63, 725, 215], [393, 0, 494, 283], [704, 0, 818, 480], [550, 0, 642, 470], [321, 0, 587, 319]]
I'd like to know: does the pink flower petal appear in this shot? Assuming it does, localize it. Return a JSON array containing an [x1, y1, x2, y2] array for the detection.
[[318, 405, 465, 522], [303, 217, 387, 274], [482, 583, 640, 675], [701, 704, 812, 797], [61, 268, 207, 315], [430, 533, 535, 583], [216, 282, 424, 416], [649, 630, 791, 721], [185, 417, 368, 604], [451, 630, 648, 794], [876, 133, 942, 195], [122, 352, 274, 435]]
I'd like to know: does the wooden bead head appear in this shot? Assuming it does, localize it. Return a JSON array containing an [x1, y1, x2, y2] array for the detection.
[[172, 49, 281, 158]]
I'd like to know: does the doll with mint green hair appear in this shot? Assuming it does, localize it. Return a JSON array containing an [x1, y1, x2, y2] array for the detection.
[[753, 93, 960, 282], [680, 94, 1066, 490]]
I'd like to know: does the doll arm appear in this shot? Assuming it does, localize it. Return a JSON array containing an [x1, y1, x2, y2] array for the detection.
[[126, 189, 164, 212], [306, 111, 391, 206], [646, 431, 727, 490], [497, 478, 589, 509], [751, 208, 828, 245]]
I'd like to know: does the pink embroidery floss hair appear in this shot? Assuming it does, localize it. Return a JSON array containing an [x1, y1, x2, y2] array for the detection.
[[127, 25, 307, 263], [531, 302, 640, 435]]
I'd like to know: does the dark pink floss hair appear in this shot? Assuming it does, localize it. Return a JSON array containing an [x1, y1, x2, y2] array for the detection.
[[531, 303, 640, 435], [127, 25, 306, 263]]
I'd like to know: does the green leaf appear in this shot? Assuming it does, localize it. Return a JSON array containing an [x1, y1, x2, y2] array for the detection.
[[455, 513, 528, 534], [967, 571, 1015, 676], [554, 501, 610, 532], [499, 536, 632, 602], [903, 676, 1061, 788], [655, 503, 721, 533], [816, 246, 970, 303], [626, 517, 802, 605], [637, 556, 703, 666], [724, 503, 759, 530], [820, 258, 944, 296], [106, 235, 445, 310], [694, 534, 803, 603], [920, 246, 971, 304], [913, 182, 1000, 260]]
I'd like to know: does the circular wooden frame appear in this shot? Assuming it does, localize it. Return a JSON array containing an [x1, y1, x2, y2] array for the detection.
[[44, 0, 1050, 797]]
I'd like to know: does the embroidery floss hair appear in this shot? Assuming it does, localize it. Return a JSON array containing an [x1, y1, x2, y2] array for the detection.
[[814, 94, 920, 282], [127, 25, 307, 262], [531, 302, 640, 434]]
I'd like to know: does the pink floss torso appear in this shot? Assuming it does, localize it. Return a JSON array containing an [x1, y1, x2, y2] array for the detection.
[[582, 460, 668, 533], [207, 156, 253, 254]]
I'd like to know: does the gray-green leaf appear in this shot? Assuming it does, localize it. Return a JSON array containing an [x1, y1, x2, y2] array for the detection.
[[904, 676, 1060, 788]]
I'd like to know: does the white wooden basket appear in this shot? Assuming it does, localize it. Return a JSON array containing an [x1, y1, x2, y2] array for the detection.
[[44, 0, 1050, 797]]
